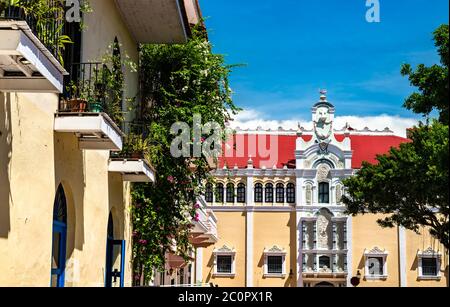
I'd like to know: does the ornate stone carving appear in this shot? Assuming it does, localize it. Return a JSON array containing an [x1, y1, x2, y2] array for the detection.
[[336, 184, 343, 203], [366, 246, 386, 255], [317, 209, 332, 249], [316, 164, 330, 181], [305, 185, 312, 204], [313, 106, 333, 141]]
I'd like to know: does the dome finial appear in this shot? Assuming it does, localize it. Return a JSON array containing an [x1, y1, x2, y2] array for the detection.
[[319, 89, 327, 101]]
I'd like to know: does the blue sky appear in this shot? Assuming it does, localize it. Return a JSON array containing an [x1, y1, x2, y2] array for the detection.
[[199, 0, 449, 128]]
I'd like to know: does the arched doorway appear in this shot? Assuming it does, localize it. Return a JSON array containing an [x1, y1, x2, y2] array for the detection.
[[315, 281, 335, 287], [51, 184, 67, 287], [105, 212, 126, 287]]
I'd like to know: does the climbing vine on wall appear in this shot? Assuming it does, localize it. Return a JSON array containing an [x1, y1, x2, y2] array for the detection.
[[131, 28, 241, 285]]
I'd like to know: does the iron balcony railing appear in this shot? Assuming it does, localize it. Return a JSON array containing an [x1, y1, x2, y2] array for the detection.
[[59, 62, 106, 113], [0, 0, 65, 63]]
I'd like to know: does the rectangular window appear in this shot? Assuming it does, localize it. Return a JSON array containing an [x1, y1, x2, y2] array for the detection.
[[318, 182, 329, 203], [267, 256, 283, 274], [422, 258, 438, 276], [217, 255, 232, 274]]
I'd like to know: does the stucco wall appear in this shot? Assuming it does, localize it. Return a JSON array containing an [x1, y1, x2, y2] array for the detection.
[[352, 214, 400, 287], [0, 92, 58, 286], [202, 212, 246, 287], [405, 228, 448, 287], [252, 212, 296, 287]]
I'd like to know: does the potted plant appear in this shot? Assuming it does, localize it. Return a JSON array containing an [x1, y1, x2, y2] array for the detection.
[[122, 133, 149, 159], [63, 80, 88, 112]]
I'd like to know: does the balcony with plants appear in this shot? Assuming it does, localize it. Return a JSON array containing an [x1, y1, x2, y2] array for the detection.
[[54, 44, 134, 152], [0, 0, 86, 92], [109, 128, 156, 183], [189, 196, 218, 248]]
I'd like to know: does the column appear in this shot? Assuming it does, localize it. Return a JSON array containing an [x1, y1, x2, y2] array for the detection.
[[398, 226, 407, 287], [246, 208, 254, 287], [195, 247, 203, 284], [297, 216, 303, 287], [346, 217, 352, 287]]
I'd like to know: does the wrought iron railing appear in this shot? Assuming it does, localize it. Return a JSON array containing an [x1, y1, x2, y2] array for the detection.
[[0, 0, 65, 63], [59, 62, 106, 113]]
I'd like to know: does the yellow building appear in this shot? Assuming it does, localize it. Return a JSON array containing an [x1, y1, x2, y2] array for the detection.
[[0, 0, 201, 287], [192, 93, 449, 287]]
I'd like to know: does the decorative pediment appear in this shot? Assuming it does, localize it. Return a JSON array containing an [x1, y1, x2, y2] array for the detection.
[[213, 245, 235, 254], [418, 247, 442, 258], [264, 245, 286, 255], [365, 246, 388, 255]]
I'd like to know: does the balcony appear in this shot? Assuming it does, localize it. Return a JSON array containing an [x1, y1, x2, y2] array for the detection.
[[190, 197, 218, 248], [114, 0, 202, 44], [0, 0, 67, 92], [109, 155, 155, 183], [54, 62, 124, 151]]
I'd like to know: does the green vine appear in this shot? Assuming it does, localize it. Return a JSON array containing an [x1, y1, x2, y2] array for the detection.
[[131, 27, 241, 285]]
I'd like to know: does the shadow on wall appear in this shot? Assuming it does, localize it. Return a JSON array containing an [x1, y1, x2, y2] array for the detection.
[[0, 92, 12, 238], [53, 132, 86, 254]]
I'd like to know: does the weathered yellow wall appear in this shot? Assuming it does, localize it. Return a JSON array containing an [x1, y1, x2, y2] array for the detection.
[[405, 228, 448, 287], [0, 92, 58, 286], [352, 214, 400, 287], [252, 212, 296, 287], [202, 212, 246, 287]]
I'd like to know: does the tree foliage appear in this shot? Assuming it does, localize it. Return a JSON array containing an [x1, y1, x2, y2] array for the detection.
[[130, 29, 240, 284], [401, 24, 449, 125], [343, 24, 449, 249]]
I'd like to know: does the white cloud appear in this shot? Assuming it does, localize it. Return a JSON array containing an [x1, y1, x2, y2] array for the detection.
[[230, 109, 418, 138]]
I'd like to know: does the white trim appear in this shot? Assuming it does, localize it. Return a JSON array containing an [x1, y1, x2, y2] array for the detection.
[[246, 210, 254, 286], [346, 216, 353, 287], [417, 248, 442, 280], [195, 247, 203, 284], [398, 226, 407, 287], [108, 159, 155, 182], [213, 245, 236, 277], [263, 246, 287, 278], [364, 247, 389, 280], [0, 25, 66, 93], [54, 113, 123, 151]]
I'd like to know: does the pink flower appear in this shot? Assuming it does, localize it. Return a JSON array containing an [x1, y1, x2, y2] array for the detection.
[[193, 213, 200, 222], [139, 239, 148, 245], [167, 175, 174, 183], [132, 231, 139, 237], [194, 203, 201, 209], [201, 137, 206, 142]]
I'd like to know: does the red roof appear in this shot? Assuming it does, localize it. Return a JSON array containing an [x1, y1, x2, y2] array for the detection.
[[218, 134, 408, 169]]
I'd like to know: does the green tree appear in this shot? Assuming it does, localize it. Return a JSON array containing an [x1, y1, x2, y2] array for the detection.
[[342, 24, 449, 249], [130, 29, 240, 285]]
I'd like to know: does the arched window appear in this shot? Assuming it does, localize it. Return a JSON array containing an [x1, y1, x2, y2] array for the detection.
[[318, 182, 330, 204], [265, 183, 274, 203], [254, 183, 263, 203], [237, 183, 246, 203], [226, 184, 235, 203], [286, 183, 295, 203], [276, 183, 285, 203], [51, 184, 67, 287], [205, 183, 213, 203], [215, 183, 224, 203]]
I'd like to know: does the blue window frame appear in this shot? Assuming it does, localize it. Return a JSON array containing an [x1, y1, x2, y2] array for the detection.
[[105, 213, 126, 287], [51, 185, 67, 287]]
